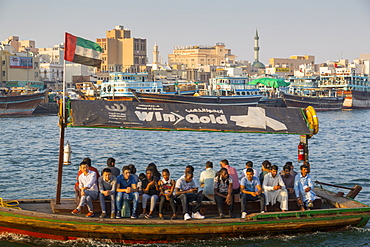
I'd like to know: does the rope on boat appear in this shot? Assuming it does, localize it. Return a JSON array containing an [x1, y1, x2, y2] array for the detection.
[[0, 197, 21, 210]]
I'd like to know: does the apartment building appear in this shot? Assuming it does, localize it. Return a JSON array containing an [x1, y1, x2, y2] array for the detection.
[[96, 25, 147, 74], [268, 55, 315, 74], [168, 43, 235, 69]]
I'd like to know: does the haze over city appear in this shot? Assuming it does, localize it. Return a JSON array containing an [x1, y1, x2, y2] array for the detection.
[[1, 0, 369, 64]]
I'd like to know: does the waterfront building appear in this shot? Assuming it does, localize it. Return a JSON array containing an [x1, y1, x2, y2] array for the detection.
[[268, 55, 315, 75], [1, 36, 38, 54], [168, 43, 236, 69], [96, 25, 147, 73], [38, 44, 64, 88], [0, 44, 40, 85]]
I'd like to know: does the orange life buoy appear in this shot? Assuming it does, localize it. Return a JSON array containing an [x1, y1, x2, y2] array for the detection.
[[216, 85, 221, 90]]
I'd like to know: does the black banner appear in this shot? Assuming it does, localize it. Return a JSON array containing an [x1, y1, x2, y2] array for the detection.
[[69, 100, 311, 135]]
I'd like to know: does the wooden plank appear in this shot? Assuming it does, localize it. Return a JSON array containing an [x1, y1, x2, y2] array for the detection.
[[314, 188, 368, 208]]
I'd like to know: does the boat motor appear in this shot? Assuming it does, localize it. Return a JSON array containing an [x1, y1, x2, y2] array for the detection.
[[63, 141, 72, 165]]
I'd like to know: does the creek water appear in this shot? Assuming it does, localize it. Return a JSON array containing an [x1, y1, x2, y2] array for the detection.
[[0, 109, 370, 246]]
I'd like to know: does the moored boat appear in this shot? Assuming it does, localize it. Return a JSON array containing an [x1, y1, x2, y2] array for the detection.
[[100, 72, 201, 100], [0, 91, 46, 116], [319, 72, 370, 109], [281, 92, 344, 111], [131, 90, 262, 106]]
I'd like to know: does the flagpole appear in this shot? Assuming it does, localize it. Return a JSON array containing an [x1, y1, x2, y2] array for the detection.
[[56, 46, 67, 205]]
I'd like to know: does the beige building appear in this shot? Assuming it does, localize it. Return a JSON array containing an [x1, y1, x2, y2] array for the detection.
[[0, 46, 40, 84], [1, 36, 38, 54], [168, 43, 236, 69], [96, 25, 147, 73], [268, 55, 315, 74]]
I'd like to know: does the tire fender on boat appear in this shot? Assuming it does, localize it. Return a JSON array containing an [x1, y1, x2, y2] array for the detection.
[[305, 106, 319, 135]]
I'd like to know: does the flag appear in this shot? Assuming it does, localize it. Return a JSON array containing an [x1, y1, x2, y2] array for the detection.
[[64, 32, 102, 67]]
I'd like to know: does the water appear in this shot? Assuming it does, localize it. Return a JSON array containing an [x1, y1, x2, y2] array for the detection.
[[1, 110, 370, 246]]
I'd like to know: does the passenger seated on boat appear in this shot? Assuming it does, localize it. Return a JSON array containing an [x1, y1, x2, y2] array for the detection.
[[240, 168, 266, 218], [102, 157, 120, 178], [116, 166, 139, 219], [137, 173, 146, 196], [71, 162, 99, 217], [146, 163, 161, 181], [140, 169, 159, 219], [98, 168, 117, 219], [294, 165, 315, 210], [259, 160, 271, 185], [179, 165, 201, 192], [129, 164, 139, 183], [220, 159, 240, 196], [158, 169, 177, 220], [214, 168, 233, 218], [74, 157, 100, 200], [280, 161, 298, 177], [199, 161, 216, 200], [241, 161, 260, 180], [175, 171, 205, 221], [281, 164, 296, 199], [262, 165, 288, 212]]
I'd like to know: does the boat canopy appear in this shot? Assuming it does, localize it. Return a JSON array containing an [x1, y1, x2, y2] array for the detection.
[[67, 100, 311, 135]]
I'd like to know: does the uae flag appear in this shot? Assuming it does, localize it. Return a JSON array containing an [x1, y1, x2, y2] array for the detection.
[[64, 32, 102, 67]]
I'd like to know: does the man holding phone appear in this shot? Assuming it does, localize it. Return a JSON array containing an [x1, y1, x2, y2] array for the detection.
[[175, 171, 205, 220]]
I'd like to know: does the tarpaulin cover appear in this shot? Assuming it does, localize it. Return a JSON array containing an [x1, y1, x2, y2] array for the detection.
[[69, 100, 311, 134]]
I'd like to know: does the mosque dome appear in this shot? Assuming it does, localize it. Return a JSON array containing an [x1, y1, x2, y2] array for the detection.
[[252, 61, 265, 69]]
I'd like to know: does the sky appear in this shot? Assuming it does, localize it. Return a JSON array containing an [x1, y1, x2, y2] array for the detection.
[[1, 0, 369, 64]]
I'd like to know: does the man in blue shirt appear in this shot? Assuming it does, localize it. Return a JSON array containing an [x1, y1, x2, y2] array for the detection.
[[294, 164, 315, 210], [116, 166, 139, 219], [240, 168, 266, 218]]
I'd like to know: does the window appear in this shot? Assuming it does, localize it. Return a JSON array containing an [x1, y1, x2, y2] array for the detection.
[[2, 71, 5, 76]]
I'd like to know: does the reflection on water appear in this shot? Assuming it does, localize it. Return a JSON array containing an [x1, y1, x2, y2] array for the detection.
[[1, 109, 370, 245]]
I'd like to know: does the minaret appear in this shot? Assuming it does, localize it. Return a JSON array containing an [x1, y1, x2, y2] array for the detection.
[[153, 43, 159, 64], [254, 29, 260, 63]]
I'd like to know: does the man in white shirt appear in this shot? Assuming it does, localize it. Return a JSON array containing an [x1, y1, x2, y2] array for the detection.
[[262, 165, 288, 212], [175, 171, 205, 220], [71, 162, 99, 217], [199, 161, 215, 199]]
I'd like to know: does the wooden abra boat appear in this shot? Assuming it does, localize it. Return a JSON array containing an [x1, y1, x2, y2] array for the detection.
[[0, 91, 46, 116], [281, 92, 344, 111], [131, 90, 262, 106], [0, 189, 369, 243], [0, 100, 369, 243]]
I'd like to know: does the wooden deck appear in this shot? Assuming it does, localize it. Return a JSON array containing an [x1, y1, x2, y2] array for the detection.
[[0, 188, 369, 243]]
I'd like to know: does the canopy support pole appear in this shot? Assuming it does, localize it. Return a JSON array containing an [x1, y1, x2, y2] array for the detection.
[[56, 109, 65, 205], [300, 135, 310, 171], [56, 58, 67, 205]]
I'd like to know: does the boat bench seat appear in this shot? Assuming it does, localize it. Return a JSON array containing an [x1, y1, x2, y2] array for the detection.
[[78, 195, 322, 215]]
